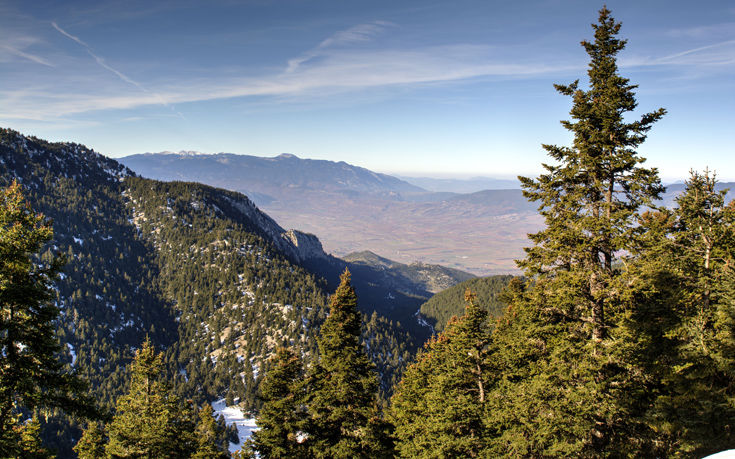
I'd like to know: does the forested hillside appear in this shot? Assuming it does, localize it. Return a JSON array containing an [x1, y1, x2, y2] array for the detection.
[[0, 130, 179, 455], [125, 178, 329, 407], [418, 275, 513, 332], [387, 8, 735, 457], [2, 6, 734, 458], [0, 128, 423, 455]]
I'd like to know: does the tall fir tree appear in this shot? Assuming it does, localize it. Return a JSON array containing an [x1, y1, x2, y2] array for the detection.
[[306, 270, 394, 458], [249, 346, 308, 458], [106, 338, 197, 458], [643, 170, 735, 455], [517, 5, 666, 343], [15, 414, 54, 459], [192, 404, 229, 459], [73, 423, 106, 459], [0, 181, 96, 456], [488, 7, 666, 455], [390, 290, 492, 458]]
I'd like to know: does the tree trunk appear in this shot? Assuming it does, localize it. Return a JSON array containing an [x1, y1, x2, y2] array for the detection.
[[476, 361, 485, 403], [590, 271, 605, 342]]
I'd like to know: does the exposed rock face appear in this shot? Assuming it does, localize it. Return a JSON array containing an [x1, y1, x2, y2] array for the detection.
[[225, 195, 285, 242], [282, 229, 328, 263], [223, 195, 329, 264]]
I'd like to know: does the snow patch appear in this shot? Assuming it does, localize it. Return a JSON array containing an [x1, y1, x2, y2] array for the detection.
[[704, 451, 735, 459], [67, 343, 76, 366], [415, 309, 436, 335], [211, 399, 258, 454]]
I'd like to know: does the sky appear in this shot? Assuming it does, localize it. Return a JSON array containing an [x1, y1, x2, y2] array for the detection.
[[0, 0, 733, 181]]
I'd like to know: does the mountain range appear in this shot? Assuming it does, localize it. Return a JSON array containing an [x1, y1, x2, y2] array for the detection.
[[4, 129, 730, 455], [120, 151, 543, 275], [395, 175, 521, 193], [121, 151, 734, 276], [0, 128, 473, 454]]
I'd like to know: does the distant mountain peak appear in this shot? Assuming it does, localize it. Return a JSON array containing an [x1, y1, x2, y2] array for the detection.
[[149, 150, 208, 156], [120, 151, 426, 198]]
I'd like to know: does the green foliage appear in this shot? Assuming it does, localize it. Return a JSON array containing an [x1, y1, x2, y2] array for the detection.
[[249, 347, 308, 458], [475, 11, 735, 458], [74, 422, 106, 459], [362, 311, 415, 402], [390, 290, 492, 458], [486, 7, 667, 455], [483, 10, 721, 452], [305, 270, 394, 458], [193, 404, 230, 459], [106, 338, 197, 458], [635, 170, 735, 455], [16, 415, 54, 459], [0, 180, 97, 456], [250, 274, 397, 458], [419, 275, 514, 332], [517, 6, 665, 340], [0, 128, 178, 455], [485, 278, 628, 456]]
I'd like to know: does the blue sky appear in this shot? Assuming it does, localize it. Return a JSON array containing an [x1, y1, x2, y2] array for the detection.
[[1, 0, 733, 180]]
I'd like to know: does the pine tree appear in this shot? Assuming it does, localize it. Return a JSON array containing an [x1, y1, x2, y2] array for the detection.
[[517, 5, 666, 343], [0, 181, 96, 456], [74, 423, 106, 459], [192, 404, 229, 459], [306, 270, 393, 458], [16, 415, 54, 459], [489, 7, 666, 455], [250, 346, 308, 458], [390, 290, 491, 458], [645, 170, 735, 455], [106, 338, 196, 458]]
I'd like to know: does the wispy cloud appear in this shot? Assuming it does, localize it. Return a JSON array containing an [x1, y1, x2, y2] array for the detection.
[[51, 21, 89, 47], [623, 39, 735, 68], [666, 22, 735, 40], [1, 41, 577, 121], [656, 40, 735, 65], [1, 45, 54, 67], [9, 19, 730, 122], [286, 21, 394, 73], [51, 21, 185, 118]]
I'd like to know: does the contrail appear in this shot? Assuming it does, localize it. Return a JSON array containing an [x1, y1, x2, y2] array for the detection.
[[52, 21, 185, 119], [3, 45, 55, 67]]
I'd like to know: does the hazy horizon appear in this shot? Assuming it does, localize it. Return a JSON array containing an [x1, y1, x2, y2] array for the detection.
[[121, 148, 728, 185], [1, 0, 733, 179]]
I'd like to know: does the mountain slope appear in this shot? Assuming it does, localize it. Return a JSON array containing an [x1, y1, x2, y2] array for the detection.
[[396, 175, 520, 193], [120, 151, 542, 274], [343, 250, 475, 295], [121, 152, 424, 202], [0, 128, 428, 453], [660, 182, 735, 208], [418, 275, 515, 333]]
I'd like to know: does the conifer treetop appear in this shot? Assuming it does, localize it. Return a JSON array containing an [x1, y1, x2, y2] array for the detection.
[[517, 6, 666, 342], [321, 269, 361, 353]]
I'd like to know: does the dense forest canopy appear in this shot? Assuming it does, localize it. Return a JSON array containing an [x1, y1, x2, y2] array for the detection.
[[0, 6, 734, 458]]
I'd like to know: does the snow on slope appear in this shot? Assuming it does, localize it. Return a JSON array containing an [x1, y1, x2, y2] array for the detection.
[[704, 451, 735, 459], [211, 399, 258, 454]]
